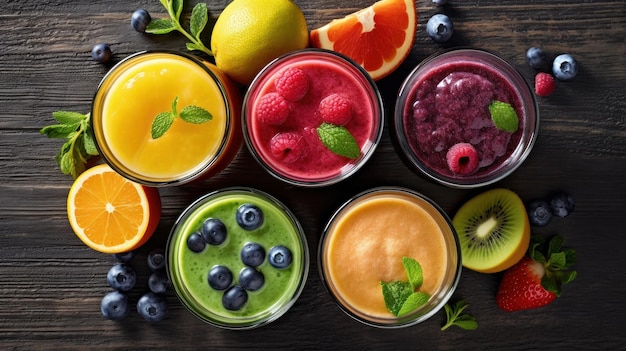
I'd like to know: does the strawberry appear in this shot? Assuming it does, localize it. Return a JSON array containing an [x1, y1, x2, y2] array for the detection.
[[534, 72, 556, 97], [496, 235, 577, 312]]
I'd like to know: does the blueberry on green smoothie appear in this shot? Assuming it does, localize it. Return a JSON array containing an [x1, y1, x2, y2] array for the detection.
[[223, 285, 248, 311], [208, 265, 234, 291], [239, 267, 265, 291], [236, 204, 264, 230], [241, 242, 266, 267], [201, 218, 228, 245], [268, 245, 293, 269]]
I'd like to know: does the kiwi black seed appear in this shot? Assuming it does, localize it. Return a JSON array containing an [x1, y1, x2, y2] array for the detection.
[[452, 188, 530, 273]]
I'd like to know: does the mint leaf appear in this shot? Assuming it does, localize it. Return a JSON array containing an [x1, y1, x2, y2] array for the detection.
[[489, 101, 519, 132], [402, 257, 424, 290], [189, 3, 208, 39], [381, 281, 413, 316], [180, 105, 213, 124], [82, 124, 98, 156], [146, 18, 177, 34], [52, 111, 85, 125], [151, 112, 175, 139], [398, 292, 430, 317], [441, 300, 477, 331], [171, 0, 184, 20], [186, 42, 205, 52], [40, 123, 79, 139], [316, 122, 360, 159]]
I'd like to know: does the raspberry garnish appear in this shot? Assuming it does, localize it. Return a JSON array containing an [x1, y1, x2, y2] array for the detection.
[[274, 67, 309, 101], [256, 92, 290, 125], [318, 93, 353, 125], [270, 132, 308, 164], [534, 72, 556, 97], [446, 142, 479, 175]]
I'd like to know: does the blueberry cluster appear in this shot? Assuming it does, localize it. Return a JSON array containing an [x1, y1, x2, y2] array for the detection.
[[527, 192, 575, 227], [100, 249, 170, 322], [186, 203, 293, 312]]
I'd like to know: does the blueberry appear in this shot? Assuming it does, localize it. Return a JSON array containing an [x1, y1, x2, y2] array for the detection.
[[432, 0, 449, 5], [426, 14, 453, 43], [91, 43, 112, 64], [526, 47, 549, 70], [268, 245, 293, 269], [147, 248, 166, 271], [131, 9, 151, 33], [552, 54, 578, 80], [550, 192, 575, 217], [148, 270, 170, 295], [113, 251, 135, 263], [240, 242, 265, 267], [527, 200, 553, 227], [137, 292, 169, 322], [222, 285, 248, 311], [106, 263, 137, 292], [236, 204, 264, 230], [101, 291, 130, 321], [208, 265, 233, 291], [201, 218, 227, 245], [239, 267, 265, 291], [187, 231, 206, 253]]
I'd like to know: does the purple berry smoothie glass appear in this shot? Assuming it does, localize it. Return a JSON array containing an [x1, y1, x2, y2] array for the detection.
[[394, 48, 539, 188], [243, 49, 384, 187]]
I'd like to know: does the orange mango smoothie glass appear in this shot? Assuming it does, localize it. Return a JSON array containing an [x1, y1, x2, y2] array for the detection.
[[319, 187, 461, 328], [91, 51, 242, 186]]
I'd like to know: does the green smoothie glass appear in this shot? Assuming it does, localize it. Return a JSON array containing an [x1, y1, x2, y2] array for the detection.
[[166, 187, 309, 329]]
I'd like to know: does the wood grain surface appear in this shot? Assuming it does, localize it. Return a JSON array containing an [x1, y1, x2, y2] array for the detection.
[[1, 0, 624, 350]]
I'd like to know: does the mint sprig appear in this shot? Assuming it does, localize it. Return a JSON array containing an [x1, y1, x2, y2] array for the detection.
[[316, 122, 360, 159], [381, 257, 431, 317], [151, 96, 213, 139], [40, 111, 99, 179], [441, 300, 478, 331], [146, 0, 213, 56], [489, 100, 519, 132]]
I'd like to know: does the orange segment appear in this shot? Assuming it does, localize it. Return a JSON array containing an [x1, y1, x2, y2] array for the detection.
[[310, 0, 417, 80], [67, 164, 161, 254]]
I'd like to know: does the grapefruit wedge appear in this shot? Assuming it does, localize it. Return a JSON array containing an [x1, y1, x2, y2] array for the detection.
[[310, 0, 417, 80]]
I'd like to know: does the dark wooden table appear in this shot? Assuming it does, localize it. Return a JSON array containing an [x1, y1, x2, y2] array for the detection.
[[1, 0, 624, 349]]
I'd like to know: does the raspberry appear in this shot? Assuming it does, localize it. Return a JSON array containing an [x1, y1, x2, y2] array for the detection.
[[534, 72, 555, 97], [446, 142, 479, 175], [318, 94, 353, 125], [270, 132, 308, 164], [274, 67, 309, 101], [256, 93, 289, 125]]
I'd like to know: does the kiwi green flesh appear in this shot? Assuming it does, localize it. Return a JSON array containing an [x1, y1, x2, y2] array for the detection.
[[452, 188, 527, 272]]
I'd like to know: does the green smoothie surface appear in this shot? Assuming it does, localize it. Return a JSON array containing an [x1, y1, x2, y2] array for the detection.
[[168, 190, 306, 327]]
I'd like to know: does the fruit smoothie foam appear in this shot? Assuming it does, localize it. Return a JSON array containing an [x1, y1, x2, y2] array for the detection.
[[395, 49, 539, 188], [167, 188, 309, 329], [319, 187, 461, 328], [243, 49, 383, 187]]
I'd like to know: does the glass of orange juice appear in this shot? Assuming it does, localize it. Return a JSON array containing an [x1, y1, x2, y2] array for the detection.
[[319, 187, 461, 328], [91, 51, 242, 186]]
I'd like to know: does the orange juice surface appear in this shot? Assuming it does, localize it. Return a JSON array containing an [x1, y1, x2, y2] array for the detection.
[[326, 193, 448, 318], [100, 53, 228, 181]]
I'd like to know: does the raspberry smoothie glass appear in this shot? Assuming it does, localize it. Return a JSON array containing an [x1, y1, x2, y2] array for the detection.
[[394, 48, 539, 188], [243, 49, 384, 187]]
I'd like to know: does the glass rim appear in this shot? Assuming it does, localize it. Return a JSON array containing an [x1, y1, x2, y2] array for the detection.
[[394, 47, 540, 189], [242, 48, 385, 187], [318, 186, 462, 328], [166, 186, 310, 330], [91, 50, 235, 187]]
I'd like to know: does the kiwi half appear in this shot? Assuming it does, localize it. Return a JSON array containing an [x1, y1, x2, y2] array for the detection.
[[452, 188, 530, 273]]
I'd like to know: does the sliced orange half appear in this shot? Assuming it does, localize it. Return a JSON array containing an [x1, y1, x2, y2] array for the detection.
[[310, 0, 417, 80], [67, 164, 161, 254]]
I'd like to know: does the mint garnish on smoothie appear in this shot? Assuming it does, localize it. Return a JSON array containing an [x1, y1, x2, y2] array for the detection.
[[381, 257, 431, 316], [151, 96, 213, 139], [316, 122, 360, 159], [489, 100, 519, 132]]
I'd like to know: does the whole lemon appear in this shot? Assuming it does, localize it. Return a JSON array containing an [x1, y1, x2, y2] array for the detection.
[[211, 0, 309, 85]]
